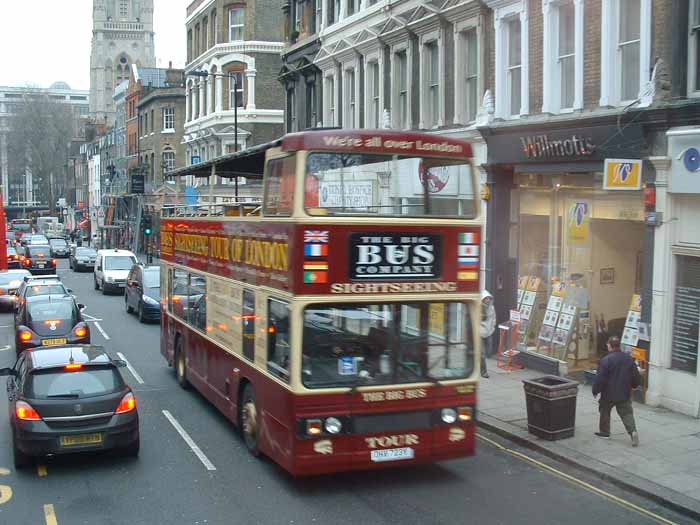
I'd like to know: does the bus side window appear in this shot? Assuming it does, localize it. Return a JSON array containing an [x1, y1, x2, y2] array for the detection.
[[263, 155, 296, 216], [170, 269, 188, 319], [188, 273, 207, 332], [267, 299, 290, 382], [242, 289, 255, 361]]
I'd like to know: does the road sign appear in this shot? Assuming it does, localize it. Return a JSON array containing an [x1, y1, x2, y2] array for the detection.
[[191, 155, 201, 165]]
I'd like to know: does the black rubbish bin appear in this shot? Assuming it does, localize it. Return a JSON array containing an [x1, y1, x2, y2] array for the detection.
[[523, 375, 579, 441]]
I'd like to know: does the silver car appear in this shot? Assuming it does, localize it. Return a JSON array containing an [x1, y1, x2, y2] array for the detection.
[[0, 270, 31, 311]]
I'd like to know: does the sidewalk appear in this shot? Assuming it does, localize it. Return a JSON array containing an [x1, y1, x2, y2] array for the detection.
[[478, 357, 700, 519]]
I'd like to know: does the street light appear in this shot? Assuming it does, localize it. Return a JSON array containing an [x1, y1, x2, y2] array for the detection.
[[187, 70, 239, 157]]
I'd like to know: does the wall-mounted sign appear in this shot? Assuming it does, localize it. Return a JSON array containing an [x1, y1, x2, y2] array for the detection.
[[603, 159, 642, 190], [349, 232, 442, 280]]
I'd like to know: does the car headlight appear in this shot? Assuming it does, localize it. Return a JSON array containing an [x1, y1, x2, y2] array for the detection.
[[105, 276, 114, 283], [142, 294, 159, 306], [324, 417, 342, 434], [441, 408, 457, 424]]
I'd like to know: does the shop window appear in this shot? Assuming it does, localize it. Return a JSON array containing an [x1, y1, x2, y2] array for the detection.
[[514, 173, 644, 370], [242, 290, 256, 361], [267, 299, 290, 382], [688, 0, 700, 96], [263, 155, 296, 216], [671, 255, 700, 374]]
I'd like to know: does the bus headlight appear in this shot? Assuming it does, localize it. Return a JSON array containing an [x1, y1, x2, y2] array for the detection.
[[324, 417, 342, 434], [441, 408, 457, 424]]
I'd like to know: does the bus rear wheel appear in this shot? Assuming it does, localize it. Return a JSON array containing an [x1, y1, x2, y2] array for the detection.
[[240, 385, 260, 456], [175, 342, 189, 389]]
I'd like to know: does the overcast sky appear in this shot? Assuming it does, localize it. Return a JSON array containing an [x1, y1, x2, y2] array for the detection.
[[0, 0, 189, 90]]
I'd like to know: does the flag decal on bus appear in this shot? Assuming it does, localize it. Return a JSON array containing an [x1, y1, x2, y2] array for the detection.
[[304, 230, 330, 284], [457, 231, 480, 281]]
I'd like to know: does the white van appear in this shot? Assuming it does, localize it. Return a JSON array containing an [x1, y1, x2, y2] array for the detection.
[[94, 249, 137, 294]]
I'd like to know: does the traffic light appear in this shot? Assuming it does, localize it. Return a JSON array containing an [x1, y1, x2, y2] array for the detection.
[[143, 214, 152, 236]]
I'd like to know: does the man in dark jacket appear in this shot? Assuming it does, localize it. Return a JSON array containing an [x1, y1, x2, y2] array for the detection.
[[592, 336, 641, 446]]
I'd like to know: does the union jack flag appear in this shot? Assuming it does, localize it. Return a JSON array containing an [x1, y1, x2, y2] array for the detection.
[[304, 230, 329, 243]]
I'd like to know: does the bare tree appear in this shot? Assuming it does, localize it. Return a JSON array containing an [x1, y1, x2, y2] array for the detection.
[[6, 90, 74, 213]]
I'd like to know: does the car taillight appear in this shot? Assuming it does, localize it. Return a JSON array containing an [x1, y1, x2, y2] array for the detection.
[[51, 259, 58, 265], [23, 258, 31, 266], [115, 392, 136, 414], [16, 400, 41, 421], [73, 323, 89, 338], [19, 330, 33, 342]]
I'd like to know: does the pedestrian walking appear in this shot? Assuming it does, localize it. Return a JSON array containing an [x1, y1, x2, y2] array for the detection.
[[592, 336, 641, 446], [480, 290, 496, 378]]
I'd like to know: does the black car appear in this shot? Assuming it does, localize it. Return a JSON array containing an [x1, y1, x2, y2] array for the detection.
[[69, 247, 97, 272], [0, 345, 140, 468], [125, 264, 161, 322], [49, 238, 70, 258], [15, 295, 89, 354], [21, 245, 57, 275], [7, 245, 20, 269]]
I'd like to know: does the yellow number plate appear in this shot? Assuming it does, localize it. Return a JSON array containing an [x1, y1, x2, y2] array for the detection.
[[60, 433, 103, 447], [41, 338, 68, 346]]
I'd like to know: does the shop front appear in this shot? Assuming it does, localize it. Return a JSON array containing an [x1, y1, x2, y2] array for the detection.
[[481, 119, 650, 378]]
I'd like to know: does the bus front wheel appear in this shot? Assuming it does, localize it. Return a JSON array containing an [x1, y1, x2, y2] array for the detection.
[[240, 384, 260, 456], [175, 341, 189, 389]]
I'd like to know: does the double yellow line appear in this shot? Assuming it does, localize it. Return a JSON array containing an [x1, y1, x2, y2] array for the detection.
[[476, 433, 680, 525]]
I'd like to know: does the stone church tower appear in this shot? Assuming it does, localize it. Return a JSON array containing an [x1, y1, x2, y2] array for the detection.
[[90, 0, 156, 123]]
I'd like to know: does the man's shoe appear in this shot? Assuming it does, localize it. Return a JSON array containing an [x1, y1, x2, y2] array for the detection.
[[595, 432, 611, 439], [630, 431, 639, 447], [481, 372, 490, 378]]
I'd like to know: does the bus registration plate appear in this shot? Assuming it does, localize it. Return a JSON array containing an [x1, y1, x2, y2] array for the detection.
[[370, 447, 414, 462]]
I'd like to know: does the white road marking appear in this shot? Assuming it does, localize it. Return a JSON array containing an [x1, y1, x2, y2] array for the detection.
[[81, 313, 103, 322], [93, 321, 110, 340], [162, 410, 217, 471], [116, 352, 144, 384], [0, 345, 11, 352]]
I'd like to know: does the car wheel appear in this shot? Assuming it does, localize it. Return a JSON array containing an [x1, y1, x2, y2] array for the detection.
[[13, 436, 31, 469], [94, 276, 99, 290], [175, 341, 189, 389], [240, 384, 260, 457], [102, 282, 109, 295], [138, 303, 146, 323], [123, 436, 140, 458], [125, 295, 133, 314]]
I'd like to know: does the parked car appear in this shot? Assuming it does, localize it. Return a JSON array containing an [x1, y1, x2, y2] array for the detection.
[[15, 275, 72, 311], [0, 344, 139, 468], [48, 238, 70, 258], [0, 270, 31, 311], [94, 249, 137, 294], [14, 295, 89, 354], [21, 245, 57, 275], [69, 247, 97, 272], [7, 245, 21, 268], [125, 264, 161, 322]]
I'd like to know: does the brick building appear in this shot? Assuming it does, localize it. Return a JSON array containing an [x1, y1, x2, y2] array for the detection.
[[183, 0, 285, 184]]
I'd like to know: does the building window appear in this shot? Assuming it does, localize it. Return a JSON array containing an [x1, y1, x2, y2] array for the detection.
[[690, 1, 700, 95], [507, 18, 522, 117], [203, 17, 209, 53], [325, 75, 335, 125], [395, 50, 408, 129], [229, 7, 245, 42], [315, 0, 322, 32], [462, 28, 478, 123], [212, 10, 217, 45], [558, 3, 576, 109], [287, 88, 297, 132], [162, 107, 175, 131], [424, 40, 440, 128], [294, 0, 303, 31], [368, 61, 380, 128], [119, 0, 128, 18], [672, 255, 700, 374], [345, 68, 356, 128], [618, 0, 640, 102], [306, 80, 317, 128], [163, 150, 175, 173], [229, 72, 244, 108], [347, 0, 357, 17]]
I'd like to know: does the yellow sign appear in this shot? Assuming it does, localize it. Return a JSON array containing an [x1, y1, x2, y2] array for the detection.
[[604, 159, 642, 190], [567, 201, 590, 245], [429, 304, 445, 336], [629, 294, 642, 312]]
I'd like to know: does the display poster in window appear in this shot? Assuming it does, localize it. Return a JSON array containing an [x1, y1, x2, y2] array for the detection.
[[522, 291, 537, 306], [538, 324, 554, 342], [671, 258, 700, 373], [517, 288, 525, 305], [547, 296, 563, 312], [429, 303, 445, 337], [543, 310, 559, 327], [206, 278, 241, 349], [349, 232, 442, 280], [319, 180, 375, 210], [520, 304, 532, 320], [552, 281, 567, 297], [552, 328, 569, 346], [527, 277, 542, 291], [567, 201, 590, 245], [558, 313, 574, 331]]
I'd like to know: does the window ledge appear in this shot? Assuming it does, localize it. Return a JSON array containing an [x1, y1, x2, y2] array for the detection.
[[162, 129, 176, 134]]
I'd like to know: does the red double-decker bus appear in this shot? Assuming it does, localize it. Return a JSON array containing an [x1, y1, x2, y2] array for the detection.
[[161, 129, 482, 475]]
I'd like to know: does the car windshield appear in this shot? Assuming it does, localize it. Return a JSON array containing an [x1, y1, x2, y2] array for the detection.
[[31, 236, 48, 243], [26, 284, 66, 297], [28, 246, 50, 257], [302, 301, 475, 389], [304, 153, 477, 218], [12, 223, 31, 232], [76, 248, 97, 257], [143, 269, 160, 288], [50, 239, 67, 247], [28, 366, 124, 399], [104, 256, 136, 270], [27, 300, 75, 322]]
